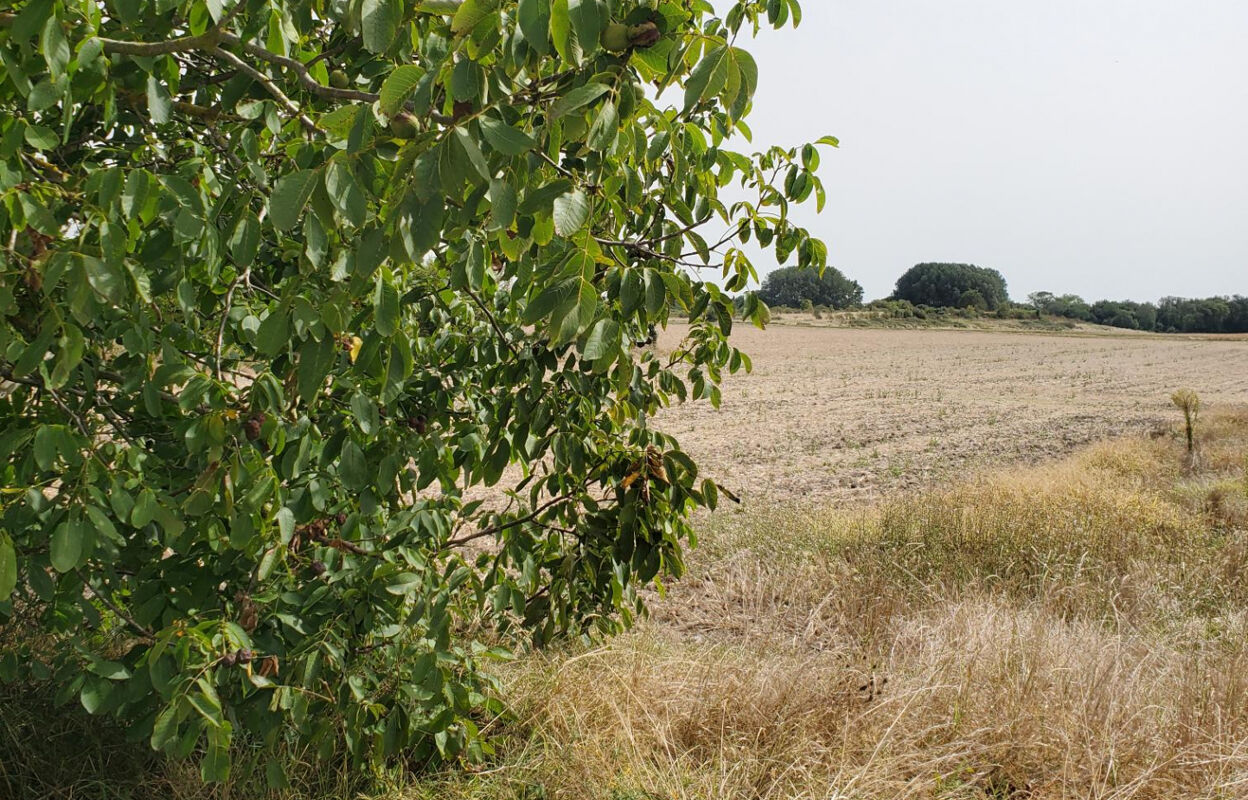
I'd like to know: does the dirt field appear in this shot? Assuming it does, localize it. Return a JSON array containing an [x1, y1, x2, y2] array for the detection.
[[656, 323, 1248, 505]]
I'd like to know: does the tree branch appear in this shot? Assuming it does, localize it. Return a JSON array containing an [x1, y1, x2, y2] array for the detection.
[[463, 285, 519, 357], [443, 493, 576, 550], [218, 33, 379, 104], [215, 265, 250, 380], [97, 30, 222, 56], [208, 45, 319, 133], [80, 574, 156, 643]]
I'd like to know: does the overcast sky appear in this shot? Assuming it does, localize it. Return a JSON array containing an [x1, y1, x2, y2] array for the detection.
[[724, 0, 1248, 302]]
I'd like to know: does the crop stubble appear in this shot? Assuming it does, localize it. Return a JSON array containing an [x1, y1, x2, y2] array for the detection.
[[655, 324, 1248, 505]]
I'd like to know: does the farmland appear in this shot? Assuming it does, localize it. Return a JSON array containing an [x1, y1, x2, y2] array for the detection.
[[658, 322, 1248, 505]]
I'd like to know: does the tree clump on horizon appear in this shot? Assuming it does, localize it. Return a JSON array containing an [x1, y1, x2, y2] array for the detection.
[[757, 265, 863, 310], [891, 262, 1009, 311]]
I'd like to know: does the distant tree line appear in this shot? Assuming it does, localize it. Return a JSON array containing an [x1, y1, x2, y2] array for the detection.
[[749, 261, 1243, 335], [1028, 292, 1248, 333]]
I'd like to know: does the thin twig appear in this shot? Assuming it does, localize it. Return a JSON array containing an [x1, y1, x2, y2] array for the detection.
[[463, 286, 519, 357], [215, 266, 250, 380], [209, 46, 319, 133], [80, 574, 157, 643]]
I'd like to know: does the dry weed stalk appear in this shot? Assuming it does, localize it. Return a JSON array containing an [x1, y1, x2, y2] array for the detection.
[[1172, 388, 1202, 469]]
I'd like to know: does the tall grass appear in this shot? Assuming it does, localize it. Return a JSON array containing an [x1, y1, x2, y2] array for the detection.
[[5, 410, 1248, 799]]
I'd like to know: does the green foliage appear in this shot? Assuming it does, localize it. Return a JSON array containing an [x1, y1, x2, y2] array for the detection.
[[892, 263, 1009, 311], [956, 288, 987, 311], [0, 0, 830, 781], [1030, 292, 1248, 334], [757, 265, 862, 310], [1027, 291, 1093, 321]]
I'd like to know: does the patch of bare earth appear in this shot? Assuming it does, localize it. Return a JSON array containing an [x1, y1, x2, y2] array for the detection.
[[654, 323, 1248, 505]]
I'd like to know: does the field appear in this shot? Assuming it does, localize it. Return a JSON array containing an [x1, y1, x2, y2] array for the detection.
[[656, 323, 1248, 505], [6, 324, 1248, 800]]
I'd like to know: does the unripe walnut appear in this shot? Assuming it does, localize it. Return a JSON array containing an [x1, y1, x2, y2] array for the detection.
[[601, 22, 630, 53], [389, 113, 417, 138]]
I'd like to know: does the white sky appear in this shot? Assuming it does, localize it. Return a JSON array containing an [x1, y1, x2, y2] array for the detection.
[[721, 0, 1248, 302]]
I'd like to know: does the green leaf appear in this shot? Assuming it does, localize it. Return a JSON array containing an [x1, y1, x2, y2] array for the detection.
[[518, 178, 573, 215], [488, 179, 517, 230], [586, 100, 618, 151], [85, 505, 122, 546], [553, 277, 598, 344], [517, 0, 551, 55], [550, 0, 573, 62], [146, 75, 172, 124], [350, 392, 379, 436], [479, 116, 537, 155], [297, 335, 336, 405], [568, 0, 604, 57], [552, 189, 589, 236], [339, 441, 368, 490], [379, 65, 425, 117], [0, 534, 16, 599], [41, 15, 70, 80], [151, 705, 180, 751], [50, 521, 82, 573], [451, 0, 500, 35], [266, 760, 290, 790], [523, 277, 577, 325], [83, 256, 127, 306], [683, 45, 730, 112], [580, 318, 618, 360], [549, 83, 608, 119], [325, 161, 367, 227], [270, 169, 320, 231], [726, 47, 758, 119], [621, 269, 643, 315], [361, 0, 400, 52], [644, 269, 667, 316], [229, 211, 261, 265], [256, 308, 289, 357], [374, 274, 399, 336], [80, 677, 112, 714], [48, 324, 84, 389], [23, 124, 58, 150]]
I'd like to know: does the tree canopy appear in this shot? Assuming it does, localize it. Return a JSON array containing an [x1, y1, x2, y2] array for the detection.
[[0, 0, 831, 782], [756, 265, 862, 309], [892, 262, 1009, 310]]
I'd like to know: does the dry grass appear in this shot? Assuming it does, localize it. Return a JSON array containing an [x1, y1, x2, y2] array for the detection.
[[406, 409, 1248, 800]]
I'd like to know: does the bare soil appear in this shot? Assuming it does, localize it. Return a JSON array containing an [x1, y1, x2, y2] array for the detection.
[[655, 323, 1248, 506]]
